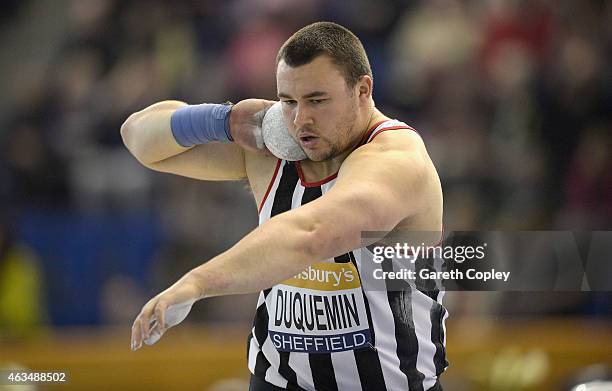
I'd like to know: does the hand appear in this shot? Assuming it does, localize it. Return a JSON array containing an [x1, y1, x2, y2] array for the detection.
[[229, 99, 276, 154], [130, 275, 203, 351]]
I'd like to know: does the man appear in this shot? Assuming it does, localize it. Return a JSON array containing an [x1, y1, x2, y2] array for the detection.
[[123, 22, 446, 391]]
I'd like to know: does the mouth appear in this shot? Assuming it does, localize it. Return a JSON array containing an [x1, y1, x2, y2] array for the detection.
[[298, 135, 319, 148]]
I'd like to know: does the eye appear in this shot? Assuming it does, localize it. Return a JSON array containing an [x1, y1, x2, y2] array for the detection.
[[281, 100, 296, 106], [310, 99, 327, 105]]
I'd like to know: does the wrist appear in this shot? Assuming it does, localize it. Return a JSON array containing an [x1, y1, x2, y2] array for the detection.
[[185, 269, 208, 300], [170, 103, 233, 147]]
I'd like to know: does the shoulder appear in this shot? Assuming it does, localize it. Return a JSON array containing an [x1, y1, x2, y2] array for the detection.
[[336, 121, 442, 231], [342, 121, 431, 179], [338, 120, 441, 211], [368, 121, 425, 154]]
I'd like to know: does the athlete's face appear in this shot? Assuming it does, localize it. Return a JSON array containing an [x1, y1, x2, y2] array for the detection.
[[276, 55, 368, 161]]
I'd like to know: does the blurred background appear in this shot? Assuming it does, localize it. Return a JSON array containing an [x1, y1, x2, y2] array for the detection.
[[0, 0, 610, 390]]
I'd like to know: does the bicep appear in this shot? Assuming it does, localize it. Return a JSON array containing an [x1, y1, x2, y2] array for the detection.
[[323, 153, 423, 229], [289, 150, 429, 258], [147, 142, 247, 180]]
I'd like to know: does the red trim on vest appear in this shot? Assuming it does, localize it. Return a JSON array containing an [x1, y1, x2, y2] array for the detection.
[[369, 126, 418, 142], [294, 161, 338, 187], [258, 159, 282, 213], [358, 120, 388, 147]]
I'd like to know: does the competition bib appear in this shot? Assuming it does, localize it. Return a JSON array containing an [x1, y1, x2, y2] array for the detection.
[[268, 261, 372, 353]]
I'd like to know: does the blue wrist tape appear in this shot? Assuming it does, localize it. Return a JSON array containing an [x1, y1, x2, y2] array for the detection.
[[170, 103, 233, 147]]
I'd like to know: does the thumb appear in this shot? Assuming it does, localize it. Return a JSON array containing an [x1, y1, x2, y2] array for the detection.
[[144, 321, 164, 346], [164, 299, 196, 328]]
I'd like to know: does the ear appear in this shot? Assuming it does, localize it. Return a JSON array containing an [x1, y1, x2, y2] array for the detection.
[[357, 75, 373, 100]]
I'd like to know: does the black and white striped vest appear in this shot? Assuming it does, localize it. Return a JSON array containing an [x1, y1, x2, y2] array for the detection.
[[248, 120, 448, 391]]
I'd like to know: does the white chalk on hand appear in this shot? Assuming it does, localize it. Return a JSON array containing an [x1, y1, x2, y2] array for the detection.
[[143, 299, 195, 346], [262, 102, 307, 161]]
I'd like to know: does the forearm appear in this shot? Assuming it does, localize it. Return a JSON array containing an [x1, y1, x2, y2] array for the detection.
[[188, 211, 326, 298], [121, 100, 190, 165], [185, 186, 395, 298]]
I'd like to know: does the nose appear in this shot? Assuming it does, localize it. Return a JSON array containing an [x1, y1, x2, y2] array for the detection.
[[293, 103, 313, 129]]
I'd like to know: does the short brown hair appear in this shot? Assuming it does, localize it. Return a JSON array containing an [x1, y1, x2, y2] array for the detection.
[[276, 22, 372, 88]]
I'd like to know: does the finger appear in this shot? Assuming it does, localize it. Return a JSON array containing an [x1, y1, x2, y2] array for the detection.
[[140, 311, 150, 343], [261, 100, 277, 111], [154, 301, 167, 331], [145, 319, 163, 346], [139, 298, 159, 342], [144, 329, 163, 346], [131, 318, 142, 351]]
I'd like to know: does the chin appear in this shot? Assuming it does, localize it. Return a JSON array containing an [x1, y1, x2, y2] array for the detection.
[[305, 147, 336, 162], [304, 152, 326, 162]]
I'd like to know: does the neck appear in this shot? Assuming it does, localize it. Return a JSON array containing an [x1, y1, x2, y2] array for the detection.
[[361, 107, 389, 143]]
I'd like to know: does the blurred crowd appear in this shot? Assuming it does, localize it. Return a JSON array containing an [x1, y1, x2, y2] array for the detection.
[[0, 0, 610, 334]]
